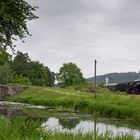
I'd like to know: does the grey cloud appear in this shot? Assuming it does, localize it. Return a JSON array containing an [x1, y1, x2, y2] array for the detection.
[[16, 0, 140, 77]]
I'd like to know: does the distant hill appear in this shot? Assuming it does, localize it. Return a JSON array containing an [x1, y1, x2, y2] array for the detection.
[[87, 72, 140, 84]]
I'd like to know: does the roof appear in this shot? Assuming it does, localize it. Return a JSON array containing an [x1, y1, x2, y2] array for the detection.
[[104, 83, 118, 87]]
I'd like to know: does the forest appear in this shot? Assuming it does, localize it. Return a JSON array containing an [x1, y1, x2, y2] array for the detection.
[[0, 48, 86, 88], [0, 49, 55, 86]]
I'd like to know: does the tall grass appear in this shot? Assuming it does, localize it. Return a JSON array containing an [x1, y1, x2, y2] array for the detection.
[[7, 86, 140, 122], [0, 116, 135, 140]]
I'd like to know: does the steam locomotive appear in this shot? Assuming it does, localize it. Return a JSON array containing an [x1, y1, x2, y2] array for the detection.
[[106, 80, 140, 94]]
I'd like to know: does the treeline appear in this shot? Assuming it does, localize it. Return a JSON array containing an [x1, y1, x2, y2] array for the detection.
[[0, 49, 86, 87], [0, 49, 55, 86], [88, 72, 140, 84]]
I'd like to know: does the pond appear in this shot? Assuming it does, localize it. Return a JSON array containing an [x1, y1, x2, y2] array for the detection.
[[42, 117, 140, 138], [0, 101, 140, 139]]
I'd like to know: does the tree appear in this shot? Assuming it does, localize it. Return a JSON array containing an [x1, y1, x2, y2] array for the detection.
[[57, 63, 85, 87], [12, 51, 32, 77], [12, 51, 55, 86], [0, 0, 38, 49], [46, 66, 55, 87], [0, 63, 13, 84], [0, 48, 11, 65], [29, 61, 48, 86]]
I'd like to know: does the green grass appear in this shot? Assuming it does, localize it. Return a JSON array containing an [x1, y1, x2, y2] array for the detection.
[[7, 86, 140, 122], [0, 116, 136, 140]]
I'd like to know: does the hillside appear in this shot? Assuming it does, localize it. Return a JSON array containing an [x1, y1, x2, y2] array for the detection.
[[87, 72, 140, 83]]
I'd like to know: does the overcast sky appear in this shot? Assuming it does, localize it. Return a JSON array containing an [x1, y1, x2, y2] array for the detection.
[[15, 0, 140, 78]]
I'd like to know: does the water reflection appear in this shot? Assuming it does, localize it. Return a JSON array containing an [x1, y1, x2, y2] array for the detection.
[[0, 102, 140, 139], [94, 118, 97, 140], [42, 117, 140, 139], [59, 118, 80, 129]]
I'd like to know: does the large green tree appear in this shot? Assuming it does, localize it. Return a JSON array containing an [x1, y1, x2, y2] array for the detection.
[[0, 63, 13, 84], [0, 48, 11, 65], [12, 51, 55, 86], [29, 61, 49, 86], [0, 0, 38, 49], [12, 51, 32, 77], [57, 63, 85, 87], [46, 66, 55, 87]]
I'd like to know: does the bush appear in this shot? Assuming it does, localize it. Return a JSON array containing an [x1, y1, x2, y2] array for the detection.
[[14, 75, 31, 86]]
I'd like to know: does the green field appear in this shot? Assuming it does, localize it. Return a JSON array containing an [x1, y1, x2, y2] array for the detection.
[[7, 86, 140, 123]]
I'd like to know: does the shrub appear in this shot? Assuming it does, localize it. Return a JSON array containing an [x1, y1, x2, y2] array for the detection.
[[14, 74, 31, 86]]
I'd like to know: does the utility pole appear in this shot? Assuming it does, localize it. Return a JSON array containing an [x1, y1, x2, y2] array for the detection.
[[94, 59, 97, 98], [94, 60, 97, 140]]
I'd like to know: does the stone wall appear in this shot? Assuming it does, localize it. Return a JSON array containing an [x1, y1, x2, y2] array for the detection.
[[0, 86, 28, 101]]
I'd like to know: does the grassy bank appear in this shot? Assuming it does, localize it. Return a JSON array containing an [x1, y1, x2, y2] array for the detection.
[[0, 116, 135, 140], [7, 86, 140, 122]]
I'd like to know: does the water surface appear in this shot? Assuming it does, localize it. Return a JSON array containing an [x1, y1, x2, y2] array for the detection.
[[0, 101, 140, 139], [42, 117, 140, 139]]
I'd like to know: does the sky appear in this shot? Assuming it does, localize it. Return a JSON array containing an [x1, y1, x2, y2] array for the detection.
[[15, 0, 140, 78]]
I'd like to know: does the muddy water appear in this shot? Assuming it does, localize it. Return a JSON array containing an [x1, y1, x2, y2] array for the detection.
[[0, 101, 140, 139]]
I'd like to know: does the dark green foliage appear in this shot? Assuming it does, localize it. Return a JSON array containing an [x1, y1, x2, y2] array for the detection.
[[46, 66, 55, 87], [14, 74, 31, 86], [74, 100, 88, 110], [0, 49, 13, 85], [11, 51, 55, 86], [0, 48, 11, 65], [0, 0, 38, 49], [29, 61, 48, 86], [12, 51, 32, 77], [0, 63, 13, 84], [0, 49, 54, 86], [57, 63, 85, 87]]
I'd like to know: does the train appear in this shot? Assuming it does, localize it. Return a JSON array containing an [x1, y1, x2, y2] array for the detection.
[[106, 80, 140, 94]]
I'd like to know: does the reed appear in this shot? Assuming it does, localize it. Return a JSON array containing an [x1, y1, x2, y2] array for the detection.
[[0, 116, 135, 140]]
